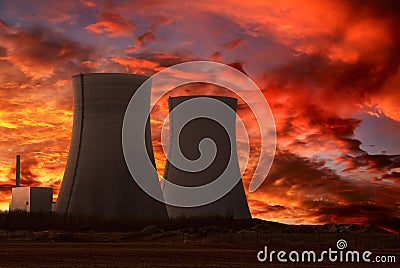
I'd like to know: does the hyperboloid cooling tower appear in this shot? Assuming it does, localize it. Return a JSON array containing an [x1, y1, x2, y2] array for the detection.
[[162, 96, 251, 219], [56, 73, 168, 219]]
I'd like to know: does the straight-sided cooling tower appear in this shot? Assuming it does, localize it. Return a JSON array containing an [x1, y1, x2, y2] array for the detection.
[[56, 73, 168, 219], [162, 96, 251, 219]]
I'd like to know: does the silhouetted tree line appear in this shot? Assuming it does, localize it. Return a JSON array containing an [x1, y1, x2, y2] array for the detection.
[[0, 210, 262, 232]]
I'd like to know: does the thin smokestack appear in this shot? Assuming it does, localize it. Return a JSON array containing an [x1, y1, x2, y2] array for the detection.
[[16, 155, 20, 187]]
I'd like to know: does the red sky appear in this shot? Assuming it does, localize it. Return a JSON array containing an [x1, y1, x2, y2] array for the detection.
[[0, 0, 399, 232]]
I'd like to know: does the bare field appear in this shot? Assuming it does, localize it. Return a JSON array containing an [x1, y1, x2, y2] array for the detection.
[[0, 241, 398, 268], [0, 216, 398, 267], [0, 242, 261, 267]]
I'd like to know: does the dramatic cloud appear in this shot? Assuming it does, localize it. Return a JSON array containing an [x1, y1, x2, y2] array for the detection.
[[0, 0, 398, 232], [0, 21, 96, 79], [248, 150, 400, 231], [86, 12, 136, 37], [0, 21, 101, 207]]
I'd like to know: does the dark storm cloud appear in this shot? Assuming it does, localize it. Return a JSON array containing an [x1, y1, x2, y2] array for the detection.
[[222, 38, 243, 50], [267, 52, 398, 112], [0, 22, 98, 80], [0, 47, 7, 57], [127, 51, 196, 68], [341, 153, 400, 173], [261, 150, 341, 191], [314, 203, 400, 233], [382, 172, 400, 182], [136, 31, 156, 46], [347, 0, 400, 19], [250, 199, 285, 214], [227, 62, 248, 75], [86, 12, 136, 37], [252, 149, 400, 231], [262, 0, 400, 121]]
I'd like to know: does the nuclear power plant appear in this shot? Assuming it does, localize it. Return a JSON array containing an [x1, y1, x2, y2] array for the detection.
[[10, 73, 252, 221], [55, 73, 168, 219], [162, 96, 251, 219]]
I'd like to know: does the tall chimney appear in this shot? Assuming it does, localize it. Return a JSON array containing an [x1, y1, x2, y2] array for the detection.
[[16, 155, 20, 187]]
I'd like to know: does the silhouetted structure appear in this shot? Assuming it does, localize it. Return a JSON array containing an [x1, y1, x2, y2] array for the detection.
[[162, 96, 251, 219], [9, 155, 53, 213], [56, 73, 168, 219], [9, 187, 53, 213], [15, 155, 20, 187]]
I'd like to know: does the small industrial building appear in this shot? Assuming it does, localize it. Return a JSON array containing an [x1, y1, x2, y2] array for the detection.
[[8, 155, 53, 213], [9, 186, 53, 213]]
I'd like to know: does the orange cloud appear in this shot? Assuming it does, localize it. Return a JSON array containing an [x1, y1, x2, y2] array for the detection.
[[86, 12, 136, 37], [80, 0, 96, 8], [0, 23, 96, 80], [136, 31, 156, 46], [222, 38, 243, 50], [110, 56, 162, 74], [0, 23, 101, 209]]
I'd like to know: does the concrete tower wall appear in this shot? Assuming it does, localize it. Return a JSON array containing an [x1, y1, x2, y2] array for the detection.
[[56, 73, 168, 219], [162, 96, 251, 219]]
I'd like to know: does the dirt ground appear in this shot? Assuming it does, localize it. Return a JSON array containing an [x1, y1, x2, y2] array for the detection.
[[0, 242, 260, 267], [0, 242, 398, 268]]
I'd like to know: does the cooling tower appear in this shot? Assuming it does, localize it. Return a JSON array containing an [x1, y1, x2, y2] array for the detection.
[[162, 96, 251, 219], [56, 73, 168, 219]]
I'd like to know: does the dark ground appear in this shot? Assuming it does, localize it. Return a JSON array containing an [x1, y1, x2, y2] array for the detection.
[[0, 214, 398, 267], [0, 230, 398, 267], [0, 242, 398, 267]]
